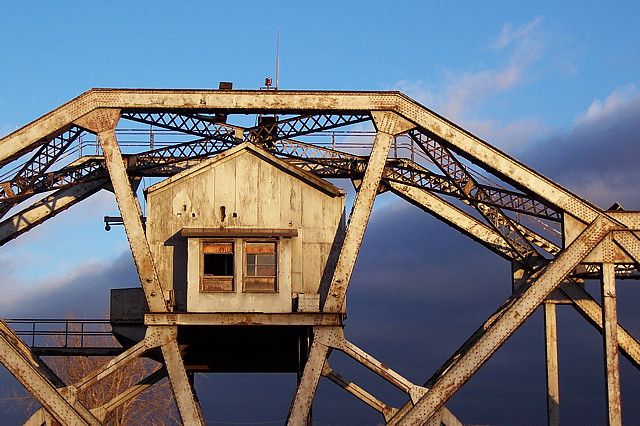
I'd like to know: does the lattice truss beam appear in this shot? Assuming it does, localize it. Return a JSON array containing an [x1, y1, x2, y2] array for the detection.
[[0, 90, 637, 425]]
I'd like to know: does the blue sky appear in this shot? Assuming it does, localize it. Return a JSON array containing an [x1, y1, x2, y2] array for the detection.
[[1, 1, 640, 424]]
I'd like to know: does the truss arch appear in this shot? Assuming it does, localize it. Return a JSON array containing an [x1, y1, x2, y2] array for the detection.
[[0, 88, 637, 425]]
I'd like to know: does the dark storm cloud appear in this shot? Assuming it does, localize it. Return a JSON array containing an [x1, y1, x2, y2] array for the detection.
[[3, 251, 138, 319], [2, 98, 640, 424], [313, 97, 640, 423], [523, 96, 640, 209]]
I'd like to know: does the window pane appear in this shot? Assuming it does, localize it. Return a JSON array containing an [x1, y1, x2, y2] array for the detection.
[[244, 241, 277, 292], [201, 242, 234, 292], [203, 253, 233, 276], [257, 254, 275, 266], [201, 276, 233, 292], [244, 277, 276, 292], [256, 265, 276, 276], [246, 251, 276, 278]]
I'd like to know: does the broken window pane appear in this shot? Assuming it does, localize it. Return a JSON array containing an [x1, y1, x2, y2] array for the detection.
[[201, 242, 234, 292]]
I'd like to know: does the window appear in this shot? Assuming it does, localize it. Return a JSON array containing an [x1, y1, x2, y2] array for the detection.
[[244, 241, 277, 292], [201, 241, 234, 292]]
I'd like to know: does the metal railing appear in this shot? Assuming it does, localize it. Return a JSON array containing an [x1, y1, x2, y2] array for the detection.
[[4, 319, 115, 349]]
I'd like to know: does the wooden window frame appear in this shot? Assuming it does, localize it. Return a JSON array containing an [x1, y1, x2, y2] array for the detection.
[[242, 239, 278, 293], [200, 239, 235, 293]]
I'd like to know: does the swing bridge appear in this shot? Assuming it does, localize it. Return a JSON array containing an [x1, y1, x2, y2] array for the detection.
[[0, 87, 637, 425]]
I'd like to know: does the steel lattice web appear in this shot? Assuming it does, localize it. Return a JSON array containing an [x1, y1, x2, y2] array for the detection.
[[0, 89, 637, 426]]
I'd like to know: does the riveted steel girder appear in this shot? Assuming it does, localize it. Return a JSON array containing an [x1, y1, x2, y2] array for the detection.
[[390, 216, 618, 424], [323, 112, 414, 312], [410, 129, 541, 261], [0, 178, 106, 246], [1, 89, 638, 425], [0, 321, 100, 425]]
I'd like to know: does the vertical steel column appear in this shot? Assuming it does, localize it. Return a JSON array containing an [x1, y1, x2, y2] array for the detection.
[[544, 302, 560, 426], [323, 111, 413, 312], [561, 281, 640, 368], [287, 327, 333, 425], [390, 216, 614, 424], [601, 262, 622, 425]]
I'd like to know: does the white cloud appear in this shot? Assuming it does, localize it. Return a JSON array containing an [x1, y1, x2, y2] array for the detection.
[[575, 85, 640, 125], [523, 84, 640, 209], [0, 250, 135, 317], [394, 17, 549, 151], [462, 117, 549, 153], [492, 16, 544, 50], [441, 17, 544, 120], [0, 256, 97, 310]]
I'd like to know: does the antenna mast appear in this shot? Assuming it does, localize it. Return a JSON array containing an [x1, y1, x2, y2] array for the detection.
[[275, 31, 280, 89]]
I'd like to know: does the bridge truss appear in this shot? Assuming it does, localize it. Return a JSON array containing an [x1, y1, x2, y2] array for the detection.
[[0, 89, 638, 425]]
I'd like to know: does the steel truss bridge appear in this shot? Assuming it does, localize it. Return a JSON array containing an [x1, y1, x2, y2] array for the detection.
[[0, 88, 637, 425]]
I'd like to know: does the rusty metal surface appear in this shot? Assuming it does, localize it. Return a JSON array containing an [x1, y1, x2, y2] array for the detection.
[[287, 327, 334, 425], [544, 303, 560, 426], [0, 321, 99, 425], [161, 337, 205, 425], [145, 312, 342, 326], [601, 262, 622, 425], [180, 227, 298, 238], [323, 112, 414, 313], [390, 216, 618, 424], [97, 124, 170, 312], [0, 178, 106, 245], [561, 281, 640, 368], [0, 89, 603, 222], [0, 88, 638, 424], [322, 363, 398, 422]]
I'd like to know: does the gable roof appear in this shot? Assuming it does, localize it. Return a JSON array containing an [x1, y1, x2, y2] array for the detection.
[[145, 142, 345, 197]]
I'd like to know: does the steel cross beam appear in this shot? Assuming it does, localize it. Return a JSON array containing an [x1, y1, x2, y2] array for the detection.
[[410, 129, 539, 262], [0, 126, 84, 218], [123, 112, 559, 221], [243, 113, 371, 144], [83, 110, 204, 425], [121, 111, 236, 139], [321, 363, 399, 422], [391, 180, 640, 361], [6, 147, 556, 222], [388, 182, 516, 259], [287, 327, 334, 425], [0, 320, 100, 425], [92, 120, 170, 312], [0, 89, 609, 226], [0, 158, 106, 204], [389, 216, 617, 424], [324, 111, 415, 312], [91, 367, 167, 423], [124, 111, 559, 221], [131, 135, 237, 169], [0, 178, 106, 246], [407, 131, 559, 220], [0, 123, 560, 224], [560, 280, 640, 368], [121, 111, 370, 147]]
